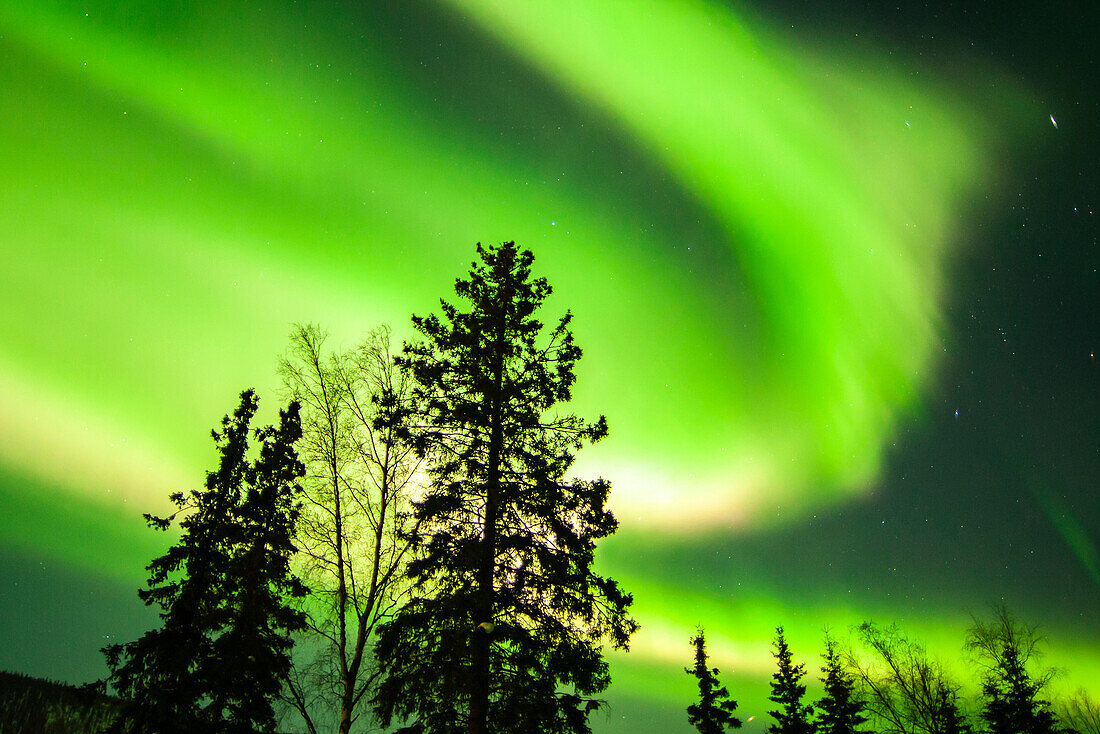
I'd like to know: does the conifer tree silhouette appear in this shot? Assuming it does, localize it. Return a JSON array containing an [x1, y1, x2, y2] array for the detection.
[[103, 390, 307, 734], [686, 629, 742, 734], [371, 242, 636, 734], [816, 634, 868, 734], [966, 608, 1060, 734], [767, 627, 816, 734]]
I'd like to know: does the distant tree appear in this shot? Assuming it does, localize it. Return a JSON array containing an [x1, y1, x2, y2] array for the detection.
[[371, 242, 637, 734], [1058, 690, 1099, 734], [278, 324, 420, 734], [965, 607, 1060, 734], [686, 629, 742, 734], [816, 634, 869, 734], [0, 671, 120, 734], [103, 390, 308, 734], [846, 622, 970, 734], [767, 627, 816, 734]]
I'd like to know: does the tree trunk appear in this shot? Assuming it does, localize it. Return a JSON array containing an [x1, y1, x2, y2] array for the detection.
[[469, 295, 508, 734], [339, 702, 353, 734]]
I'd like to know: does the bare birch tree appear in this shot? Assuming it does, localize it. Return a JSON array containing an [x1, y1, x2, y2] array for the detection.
[[279, 324, 420, 734], [1059, 689, 1100, 734], [845, 622, 971, 734]]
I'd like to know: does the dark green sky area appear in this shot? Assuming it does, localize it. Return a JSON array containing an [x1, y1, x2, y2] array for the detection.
[[0, 1, 1096, 732]]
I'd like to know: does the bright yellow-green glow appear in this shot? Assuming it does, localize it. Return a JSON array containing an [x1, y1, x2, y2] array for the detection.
[[0, 0, 1027, 530], [2, 1, 1087, 730], [445, 0, 1022, 525], [607, 573, 1100, 722]]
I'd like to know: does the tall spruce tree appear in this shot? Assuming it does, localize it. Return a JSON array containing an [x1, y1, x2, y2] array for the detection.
[[965, 608, 1060, 734], [103, 390, 308, 734], [767, 627, 816, 734], [686, 630, 742, 734], [371, 242, 637, 734], [979, 646, 1059, 734], [816, 635, 868, 734]]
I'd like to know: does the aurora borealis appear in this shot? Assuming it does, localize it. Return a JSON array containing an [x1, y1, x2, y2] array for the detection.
[[1, 0, 1096, 731]]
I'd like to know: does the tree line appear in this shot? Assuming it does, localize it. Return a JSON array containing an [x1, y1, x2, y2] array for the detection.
[[97, 242, 635, 734], [685, 612, 1100, 734], [93, 240, 1097, 734]]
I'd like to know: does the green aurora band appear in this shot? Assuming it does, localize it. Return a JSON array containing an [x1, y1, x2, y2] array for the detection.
[[0, 0, 1092, 730]]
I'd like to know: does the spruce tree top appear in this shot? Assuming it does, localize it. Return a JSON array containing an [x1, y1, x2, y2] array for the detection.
[[816, 635, 868, 734], [687, 630, 742, 734], [372, 242, 635, 734], [401, 241, 604, 443], [102, 390, 308, 734], [767, 627, 816, 734]]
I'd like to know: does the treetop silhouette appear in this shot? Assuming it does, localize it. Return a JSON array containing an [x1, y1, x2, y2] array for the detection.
[[371, 241, 636, 734]]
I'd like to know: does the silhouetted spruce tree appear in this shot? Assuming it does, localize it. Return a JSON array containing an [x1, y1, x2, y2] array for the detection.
[[980, 648, 1059, 734], [686, 629, 742, 734], [767, 627, 816, 734], [371, 242, 637, 734], [965, 608, 1060, 734], [816, 635, 868, 734], [933, 690, 973, 734], [103, 390, 308, 734]]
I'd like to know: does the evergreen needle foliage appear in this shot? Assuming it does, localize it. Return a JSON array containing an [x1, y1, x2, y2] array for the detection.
[[816, 635, 869, 734], [767, 627, 816, 734], [371, 242, 637, 734], [102, 390, 308, 734], [686, 630, 742, 734], [0, 671, 119, 734], [965, 608, 1060, 734]]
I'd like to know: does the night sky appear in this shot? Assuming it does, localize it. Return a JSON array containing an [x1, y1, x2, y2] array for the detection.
[[0, 1, 1096, 732]]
